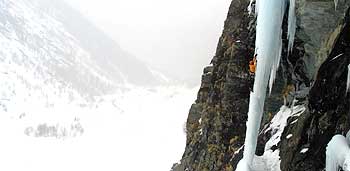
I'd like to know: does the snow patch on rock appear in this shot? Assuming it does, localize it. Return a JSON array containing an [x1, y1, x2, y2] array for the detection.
[[242, 105, 306, 171], [300, 148, 309, 154]]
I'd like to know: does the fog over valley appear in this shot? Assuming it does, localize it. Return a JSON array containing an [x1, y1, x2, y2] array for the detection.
[[0, 0, 230, 171], [65, 0, 231, 85]]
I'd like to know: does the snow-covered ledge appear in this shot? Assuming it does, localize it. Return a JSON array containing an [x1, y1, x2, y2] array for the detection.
[[326, 132, 350, 171]]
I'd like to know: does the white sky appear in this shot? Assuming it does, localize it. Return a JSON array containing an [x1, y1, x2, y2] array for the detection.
[[65, 0, 231, 85]]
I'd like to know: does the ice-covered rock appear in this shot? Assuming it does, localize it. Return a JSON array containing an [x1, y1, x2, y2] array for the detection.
[[326, 134, 350, 171]]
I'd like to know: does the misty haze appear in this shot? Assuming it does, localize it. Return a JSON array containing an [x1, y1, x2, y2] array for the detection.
[[0, 0, 230, 171]]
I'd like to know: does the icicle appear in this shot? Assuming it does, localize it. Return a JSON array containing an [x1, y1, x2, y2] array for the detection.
[[347, 64, 350, 93], [346, 130, 350, 145], [287, 0, 296, 53], [237, 0, 287, 170], [269, 25, 283, 95], [248, 0, 254, 15], [330, 53, 344, 61], [334, 0, 338, 10], [248, 0, 260, 15], [255, 0, 260, 15]]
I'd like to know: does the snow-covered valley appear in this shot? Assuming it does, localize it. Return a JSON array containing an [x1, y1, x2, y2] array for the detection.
[[0, 84, 197, 171], [0, 0, 199, 170]]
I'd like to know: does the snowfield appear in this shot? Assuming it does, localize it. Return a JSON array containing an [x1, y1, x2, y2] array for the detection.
[[0, 84, 197, 171]]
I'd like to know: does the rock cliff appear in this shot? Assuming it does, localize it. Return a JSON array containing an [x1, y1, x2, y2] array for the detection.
[[173, 0, 350, 170]]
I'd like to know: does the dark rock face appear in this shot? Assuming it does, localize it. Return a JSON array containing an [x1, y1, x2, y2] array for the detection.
[[296, 0, 350, 80], [174, 0, 350, 171], [172, 1, 255, 170], [280, 9, 350, 171]]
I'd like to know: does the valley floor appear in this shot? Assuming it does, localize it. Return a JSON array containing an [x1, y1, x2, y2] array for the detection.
[[0, 85, 197, 171]]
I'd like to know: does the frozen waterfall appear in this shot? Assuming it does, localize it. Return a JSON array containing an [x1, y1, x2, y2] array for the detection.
[[237, 0, 296, 170]]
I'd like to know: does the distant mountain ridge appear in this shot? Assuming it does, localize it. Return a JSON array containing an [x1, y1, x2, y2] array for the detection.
[[0, 0, 159, 99]]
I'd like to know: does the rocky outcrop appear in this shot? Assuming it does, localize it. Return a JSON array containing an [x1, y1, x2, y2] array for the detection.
[[172, 1, 254, 170], [280, 7, 350, 170], [292, 0, 350, 81], [173, 0, 350, 171]]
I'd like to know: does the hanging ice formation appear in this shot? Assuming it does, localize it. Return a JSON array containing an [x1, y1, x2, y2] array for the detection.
[[287, 0, 296, 53], [334, 0, 339, 10], [326, 134, 350, 171], [236, 0, 296, 170]]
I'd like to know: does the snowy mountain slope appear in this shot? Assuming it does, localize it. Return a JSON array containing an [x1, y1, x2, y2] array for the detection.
[[0, 0, 158, 99], [0, 0, 180, 134], [36, 0, 159, 86], [0, 1, 199, 170]]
